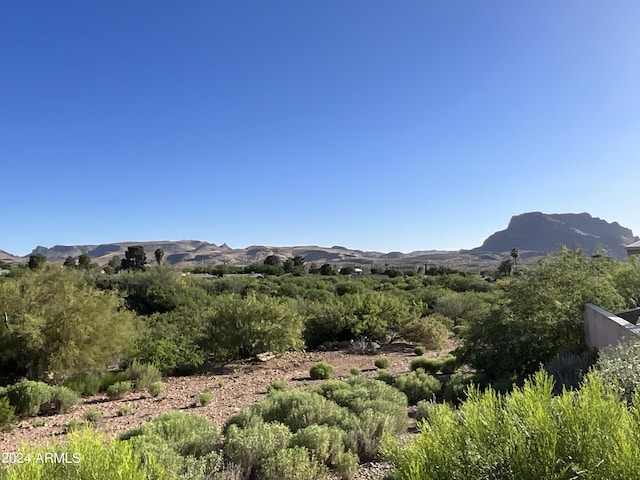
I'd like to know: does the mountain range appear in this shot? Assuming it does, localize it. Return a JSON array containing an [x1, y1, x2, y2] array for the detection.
[[1, 212, 637, 268]]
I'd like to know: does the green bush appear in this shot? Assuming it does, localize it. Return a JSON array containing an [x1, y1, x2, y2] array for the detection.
[[393, 369, 442, 404], [202, 292, 304, 360], [377, 369, 394, 385], [399, 314, 450, 350], [410, 356, 439, 374], [415, 400, 439, 424], [544, 350, 595, 394], [268, 381, 286, 393], [374, 356, 391, 369], [413, 346, 426, 356], [386, 370, 640, 480], [349, 366, 361, 376], [199, 389, 212, 406], [310, 362, 334, 380], [0, 427, 165, 480], [442, 372, 480, 405], [127, 361, 162, 392], [64, 371, 129, 396], [83, 407, 102, 423], [117, 405, 133, 416], [0, 396, 17, 432], [290, 424, 346, 466], [65, 419, 91, 433], [51, 386, 79, 414], [106, 380, 132, 399], [224, 418, 292, 478], [259, 446, 326, 480], [439, 354, 457, 374], [596, 339, 640, 403], [147, 381, 165, 397], [3, 380, 53, 417]]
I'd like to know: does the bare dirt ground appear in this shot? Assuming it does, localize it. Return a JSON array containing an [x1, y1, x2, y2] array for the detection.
[[0, 340, 455, 478]]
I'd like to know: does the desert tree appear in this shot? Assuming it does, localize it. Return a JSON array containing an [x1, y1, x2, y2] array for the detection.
[[121, 246, 147, 271], [154, 248, 165, 266]]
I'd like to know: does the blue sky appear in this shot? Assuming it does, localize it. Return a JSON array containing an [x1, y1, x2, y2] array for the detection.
[[2, 1, 639, 256]]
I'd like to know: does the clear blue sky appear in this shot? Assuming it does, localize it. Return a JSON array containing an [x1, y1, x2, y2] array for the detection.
[[2, 1, 639, 256]]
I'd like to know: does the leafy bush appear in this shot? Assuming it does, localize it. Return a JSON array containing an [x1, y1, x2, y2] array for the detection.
[[259, 446, 326, 480], [415, 400, 439, 424], [399, 315, 449, 350], [442, 372, 480, 405], [349, 367, 361, 376], [374, 356, 390, 369], [31, 417, 46, 427], [544, 350, 595, 394], [0, 427, 165, 480], [2, 380, 53, 417], [393, 369, 442, 404], [0, 396, 17, 432], [202, 292, 304, 360], [386, 370, 640, 480], [63, 371, 128, 396], [147, 381, 165, 397], [199, 389, 212, 406], [410, 356, 439, 374], [83, 407, 102, 423], [290, 424, 347, 467], [117, 405, 132, 416], [224, 418, 292, 478], [126, 361, 162, 392], [413, 346, 426, 356], [51, 386, 79, 414], [596, 339, 640, 403], [310, 362, 334, 380], [457, 249, 627, 378], [106, 380, 132, 399], [268, 381, 286, 393], [377, 369, 394, 385], [65, 419, 91, 433]]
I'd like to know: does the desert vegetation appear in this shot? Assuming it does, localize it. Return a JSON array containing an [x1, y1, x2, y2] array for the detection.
[[1, 247, 640, 478]]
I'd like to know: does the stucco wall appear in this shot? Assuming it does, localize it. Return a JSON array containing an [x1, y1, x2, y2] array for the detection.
[[584, 303, 640, 350]]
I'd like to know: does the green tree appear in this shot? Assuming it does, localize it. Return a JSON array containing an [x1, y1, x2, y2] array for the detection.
[[154, 248, 165, 266], [0, 269, 137, 380], [264, 255, 281, 266], [27, 254, 47, 271], [63, 256, 76, 268], [458, 248, 627, 378], [121, 246, 147, 271], [78, 253, 92, 270], [319, 264, 336, 276]]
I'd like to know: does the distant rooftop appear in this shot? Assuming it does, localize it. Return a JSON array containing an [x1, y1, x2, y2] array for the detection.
[[627, 240, 640, 255]]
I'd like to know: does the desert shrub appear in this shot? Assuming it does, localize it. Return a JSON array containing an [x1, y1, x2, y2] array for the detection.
[[0, 427, 165, 480], [399, 315, 449, 350], [65, 419, 91, 433], [374, 356, 391, 369], [349, 367, 361, 376], [393, 369, 442, 404], [415, 400, 439, 424], [199, 389, 213, 406], [596, 339, 640, 403], [544, 350, 596, 394], [31, 417, 46, 427], [126, 361, 162, 392], [227, 390, 352, 434], [386, 370, 640, 480], [83, 407, 102, 423], [310, 362, 334, 380], [121, 411, 220, 456], [202, 292, 304, 360], [332, 450, 359, 480], [51, 386, 79, 414], [268, 381, 286, 393], [377, 369, 394, 385], [290, 424, 347, 466], [0, 396, 17, 432], [457, 249, 627, 378], [299, 299, 349, 349], [2, 380, 53, 417], [63, 372, 103, 396], [118, 405, 133, 416], [223, 418, 292, 478], [147, 381, 165, 397], [413, 346, 426, 356], [410, 356, 439, 374], [439, 354, 457, 374], [259, 446, 326, 480], [442, 372, 480, 405], [107, 380, 132, 399]]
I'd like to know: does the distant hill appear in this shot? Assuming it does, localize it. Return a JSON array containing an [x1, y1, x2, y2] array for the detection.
[[469, 212, 638, 259], [14, 241, 452, 268], [0, 249, 21, 265]]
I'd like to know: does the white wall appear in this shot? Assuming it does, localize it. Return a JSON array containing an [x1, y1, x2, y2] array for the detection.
[[584, 303, 640, 350]]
